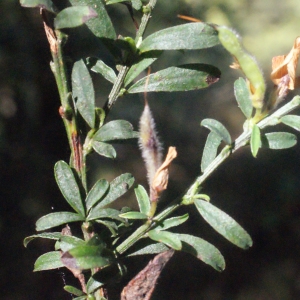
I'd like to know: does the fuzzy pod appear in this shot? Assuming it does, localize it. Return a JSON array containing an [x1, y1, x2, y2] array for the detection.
[[217, 26, 266, 109], [139, 102, 163, 187]]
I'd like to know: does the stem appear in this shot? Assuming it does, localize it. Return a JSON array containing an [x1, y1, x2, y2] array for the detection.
[[135, 0, 157, 43], [105, 65, 129, 112], [116, 95, 300, 254]]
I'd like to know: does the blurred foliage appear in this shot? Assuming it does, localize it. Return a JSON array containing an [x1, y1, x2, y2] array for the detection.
[[1, 0, 300, 299]]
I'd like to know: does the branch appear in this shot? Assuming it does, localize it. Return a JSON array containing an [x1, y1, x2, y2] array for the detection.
[[116, 95, 300, 255]]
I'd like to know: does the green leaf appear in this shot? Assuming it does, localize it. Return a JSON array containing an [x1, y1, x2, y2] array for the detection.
[[127, 64, 220, 93], [87, 276, 104, 294], [234, 77, 253, 119], [107, 0, 141, 9], [86, 179, 110, 212], [134, 185, 150, 215], [54, 161, 85, 216], [54, 6, 97, 29], [89, 173, 134, 210], [201, 118, 231, 144], [36, 212, 84, 231], [20, 0, 56, 13], [195, 199, 252, 249], [105, 0, 127, 5], [131, 0, 142, 10], [72, 59, 95, 128], [177, 234, 225, 271], [24, 232, 61, 247], [59, 235, 85, 252], [156, 214, 189, 231], [119, 211, 148, 219], [250, 124, 261, 157], [124, 51, 163, 87], [139, 23, 219, 53], [94, 120, 139, 142], [64, 285, 85, 296], [92, 141, 116, 159], [61, 245, 112, 270], [262, 132, 297, 149], [73, 297, 87, 300], [87, 208, 125, 222], [127, 243, 169, 256], [91, 59, 117, 84], [201, 131, 222, 172], [34, 251, 65, 271], [87, 234, 106, 247], [148, 230, 182, 250], [281, 115, 300, 131], [69, 0, 116, 39]]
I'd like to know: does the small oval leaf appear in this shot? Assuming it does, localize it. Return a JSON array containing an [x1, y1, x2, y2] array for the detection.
[[87, 208, 124, 222], [124, 51, 163, 87], [62, 245, 112, 270], [59, 235, 85, 252], [177, 233, 225, 271], [89, 173, 134, 210], [64, 285, 85, 296], [94, 120, 138, 142], [148, 230, 182, 250], [195, 199, 252, 249], [234, 77, 253, 119], [119, 211, 148, 219], [86, 276, 104, 294], [201, 131, 222, 172], [155, 214, 189, 231], [20, 0, 56, 13], [24, 232, 62, 247], [131, 0, 142, 10], [92, 141, 116, 159], [54, 160, 84, 216], [72, 59, 95, 128], [201, 118, 231, 145], [281, 115, 300, 131], [262, 132, 297, 149], [127, 243, 169, 256], [36, 212, 84, 231], [54, 6, 97, 29], [139, 23, 219, 53], [69, 0, 116, 39], [134, 185, 150, 215], [127, 64, 220, 93], [34, 251, 64, 271], [106, 0, 128, 4], [91, 59, 117, 84], [86, 179, 110, 212], [250, 124, 261, 157]]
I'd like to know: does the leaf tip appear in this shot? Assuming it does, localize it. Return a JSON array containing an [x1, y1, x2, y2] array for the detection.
[[205, 74, 221, 85]]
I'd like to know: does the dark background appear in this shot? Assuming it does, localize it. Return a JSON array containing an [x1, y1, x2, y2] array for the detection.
[[1, 0, 300, 299]]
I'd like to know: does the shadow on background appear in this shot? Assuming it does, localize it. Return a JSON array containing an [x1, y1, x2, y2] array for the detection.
[[1, 0, 300, 299]]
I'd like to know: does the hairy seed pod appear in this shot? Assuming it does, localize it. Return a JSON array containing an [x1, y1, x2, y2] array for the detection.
[[217, 26, 266, 110], [139, 102, 163, 187]]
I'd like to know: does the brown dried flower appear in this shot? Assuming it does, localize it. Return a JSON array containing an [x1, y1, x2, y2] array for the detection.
[[271, 37, 300, 98], [151, 146, 177, 201]]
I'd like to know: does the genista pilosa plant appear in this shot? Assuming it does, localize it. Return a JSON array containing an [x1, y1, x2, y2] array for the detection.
[[21, 1, 300, 299]]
